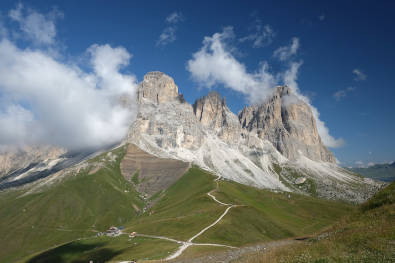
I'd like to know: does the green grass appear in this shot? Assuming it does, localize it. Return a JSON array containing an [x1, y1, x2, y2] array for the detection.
[[0, 146, 144, 263], [124, 166, 225, 241], [22, 236, 179, 263], [1, 157, 358, 263], [132, 172, 139, 185], [241, 182, 395, 263], [193, 179, 353, 246]]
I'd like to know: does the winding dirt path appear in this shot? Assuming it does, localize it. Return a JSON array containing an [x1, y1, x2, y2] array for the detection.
[[164, 178, 237, 260]]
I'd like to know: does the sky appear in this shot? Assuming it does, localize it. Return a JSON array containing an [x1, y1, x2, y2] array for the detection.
[[0, 0, 394, 167]]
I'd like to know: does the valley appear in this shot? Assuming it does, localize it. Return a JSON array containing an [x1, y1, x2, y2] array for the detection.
[[0, 145, 355, 263]]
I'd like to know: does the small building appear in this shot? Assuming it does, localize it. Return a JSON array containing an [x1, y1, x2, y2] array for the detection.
[[106, 226, 121, 237]]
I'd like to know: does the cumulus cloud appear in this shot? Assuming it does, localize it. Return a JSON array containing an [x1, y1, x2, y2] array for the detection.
[[239, 18, 275, 48], [157, 11, 183, 46], [0, 6, 138, 151], [187, 27, 344, 148], [353, 68, 366, 81], [187, 27, 276, 104], [9, 3, 63, 45], [333, 86, 356, 101], [273, 37, 299, 61]]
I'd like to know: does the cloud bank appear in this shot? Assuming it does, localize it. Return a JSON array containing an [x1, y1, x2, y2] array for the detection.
[[187, 27, 344, 148], [0, 5, 138, 151]]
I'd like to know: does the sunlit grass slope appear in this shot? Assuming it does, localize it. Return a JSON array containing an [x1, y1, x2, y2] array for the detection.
[[241, 182, 394, 263], [0, 146, 143, 263], [3, 156, 355, 263], [193, 178, 354, 246]]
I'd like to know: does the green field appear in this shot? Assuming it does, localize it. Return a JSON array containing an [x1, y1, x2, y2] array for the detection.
[[241, 182, 395, 263], [0, 148, 357, 263], [0, 146, 144, 263]]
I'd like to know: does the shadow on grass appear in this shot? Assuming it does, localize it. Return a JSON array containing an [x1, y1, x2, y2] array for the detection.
[[27, 241, 124, 263]]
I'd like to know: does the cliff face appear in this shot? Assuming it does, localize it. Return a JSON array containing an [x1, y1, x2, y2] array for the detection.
[[238, 86, 336, 163], [193, 91, 241, 144], [138, 71, 179, 104]]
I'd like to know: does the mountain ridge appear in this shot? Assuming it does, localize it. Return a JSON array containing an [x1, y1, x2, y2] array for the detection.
[[125, 71, 383, 203]]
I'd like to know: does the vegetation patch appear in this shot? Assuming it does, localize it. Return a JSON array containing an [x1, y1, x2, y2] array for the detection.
[[239, 182, 395, 263]]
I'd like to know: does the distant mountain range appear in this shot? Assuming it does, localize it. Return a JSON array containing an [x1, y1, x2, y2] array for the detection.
[[349, 162, 395, 182]]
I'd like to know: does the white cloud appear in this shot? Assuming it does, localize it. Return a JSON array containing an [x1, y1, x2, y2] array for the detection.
[[157, 27, 177, 46], [9, 3, 63, 45], [0, 7, 138, 151], [353, 69, 366, 81], [187, 27, 344, 148], [157, 11, 183, 46], [187, 27, 276, 104], [239, 18, 275, 48], [273, 37, 299, 61], [166, 12, 183, 24], [319, 14, 325, 21], [333, 86, 356, 101]]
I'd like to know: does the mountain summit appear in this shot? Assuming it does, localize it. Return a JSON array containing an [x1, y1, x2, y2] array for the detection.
[[239, 86, 335, 163], [126, 71, 381, 203]]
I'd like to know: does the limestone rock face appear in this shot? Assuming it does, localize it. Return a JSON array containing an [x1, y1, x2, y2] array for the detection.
[[138, 71, 179, 104], [127, 72, 207, 152], [125, 72, 381, 203], [193, 92, 241, 144], [0, 145, 66, 178], [238, 86, 335, 163]]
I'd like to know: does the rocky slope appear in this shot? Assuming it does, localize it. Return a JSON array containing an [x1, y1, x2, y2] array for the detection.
[[125, 71, 382, 203], [0, 145, 66, 177]]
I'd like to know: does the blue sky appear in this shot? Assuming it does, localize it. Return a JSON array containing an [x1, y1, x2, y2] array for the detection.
[[0, 0, 394, 167]]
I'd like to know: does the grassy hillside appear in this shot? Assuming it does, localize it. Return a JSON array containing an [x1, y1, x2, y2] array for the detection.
[[0, 146, 144, 263], [193, 178, 353, 246], [2, 153, 356, 263], [241, 182, 395, 263]]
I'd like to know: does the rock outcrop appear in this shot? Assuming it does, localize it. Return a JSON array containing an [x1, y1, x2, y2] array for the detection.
[[238, 86, 335, 163], [193, 92, 241, 144], [0, 145, 66, 178], [123, 71, 382, 202], [138, 71, 179, 104]]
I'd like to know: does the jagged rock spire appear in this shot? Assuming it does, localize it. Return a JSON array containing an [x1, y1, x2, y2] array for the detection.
[[138, 71, 179, 104]]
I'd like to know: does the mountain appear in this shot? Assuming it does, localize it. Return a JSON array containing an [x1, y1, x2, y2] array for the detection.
[[0, 71, 388, 262], [125, 71, 382, 203], [350, 162, 395, 182], [238, 86, 335, 163], [2, 155, 353, 263]]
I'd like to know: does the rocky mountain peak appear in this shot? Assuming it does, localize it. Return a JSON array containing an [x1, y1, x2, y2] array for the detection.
[[138, 71, 179, 104], [193, 91, 241, 144], [239, 86, 336, 163]]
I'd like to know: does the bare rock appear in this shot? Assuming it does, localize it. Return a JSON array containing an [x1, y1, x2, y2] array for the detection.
[[238, 86, 335, 163], [193, 91, 241, 144], [138, 71, 179, 104]]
